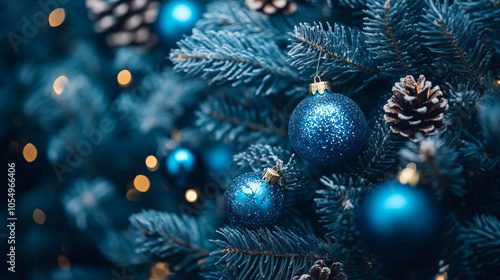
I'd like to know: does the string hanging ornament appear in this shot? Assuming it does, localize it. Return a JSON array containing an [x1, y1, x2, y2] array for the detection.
[[288, 49, 367, 167]]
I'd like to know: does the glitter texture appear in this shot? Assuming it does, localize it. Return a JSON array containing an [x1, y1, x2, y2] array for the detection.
[[289, 91, 367, 167], [223, 172, 283, 229]]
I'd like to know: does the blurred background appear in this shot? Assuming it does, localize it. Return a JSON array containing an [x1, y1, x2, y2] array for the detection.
[[2, 0, 499, 279], [0, 0, 226, 279]]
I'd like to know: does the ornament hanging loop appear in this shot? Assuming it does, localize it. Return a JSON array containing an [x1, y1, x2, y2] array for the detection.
[[310, 48, 331, 95], [262, 165, 281, 185]]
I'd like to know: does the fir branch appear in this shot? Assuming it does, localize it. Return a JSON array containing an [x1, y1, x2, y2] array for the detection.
[[316, 179, 376, 280], [315, 174, 380, 279], [233, 144, 289, 168], [114, 67, 206, 134], [196, 1, 280, 38], [334, 211, 374, 279], [195, 93, 289, 146], [306, 0, 368, 9], [207, 227, 332, 280], [62, 178, 118, 231], [316, 175, 372, 234], [445, 82, 483, 132], [446, 214, 500, 279], [99, 230, 149, 268], [129, 210, 215, 273], [316, 176, 378, 280], [457, 131, 491, 168], [363, 0, 427, 76], [288, 22, 382, 93], [233, 144, 313, 208], [456, 0, 500, 53], [401, 136, 467, 199], [351, 117, 406, 183], [420, 0, 492, 90], [455, 0, 500, 31], [338, 0, 368, 9], [275, 210, 315, 234], [195, 1, 317, 41], [170, 29, 299, 95]]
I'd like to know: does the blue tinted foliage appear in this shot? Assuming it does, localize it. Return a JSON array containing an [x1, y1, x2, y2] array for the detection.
[[3, 0, 500, 279], [289, 22, 382, 94], [170, 29, 299, 95], [207, 226, 332, 280]]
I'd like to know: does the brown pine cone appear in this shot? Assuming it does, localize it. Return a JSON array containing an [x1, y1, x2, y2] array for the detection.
[[384, 75, 449, 142], [86, 0, 159, 48], [245, 0, 298, 15], [294, 260, 347, 280]]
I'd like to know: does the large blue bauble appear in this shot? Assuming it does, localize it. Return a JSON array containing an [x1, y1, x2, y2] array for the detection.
[[224, 172, 283, 229], [359, 182, 445, 266], [288, 91, 367, 167]]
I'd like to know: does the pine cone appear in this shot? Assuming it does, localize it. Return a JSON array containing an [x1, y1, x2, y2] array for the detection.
[[294, 260, 347, 280], [245, 0, 298, 15], [384, 75, 449, 142], [86, 0, 159, 48]]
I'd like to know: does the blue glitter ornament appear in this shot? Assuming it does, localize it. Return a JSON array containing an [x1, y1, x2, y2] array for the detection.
[[223, 168, 283, 229], [288, 81, 367, 167], [164, 147, 203, 189], [155, 0, 202, 48], [359, 182, 445, 266]]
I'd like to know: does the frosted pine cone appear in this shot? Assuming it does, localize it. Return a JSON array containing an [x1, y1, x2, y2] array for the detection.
[[294, 260, 347, 280], [86, 0, 159, 48], [384, 75, 449, 142], [246, 0, 298, 15]]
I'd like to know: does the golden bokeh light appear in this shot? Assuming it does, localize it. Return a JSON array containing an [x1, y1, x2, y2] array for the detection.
[[146, 155, 159, 171], [435, 272, 447, 280], [33, 209, 46, 225], [49, 8, 66, 27], [149, 262, 174, 280], [493, 77, 500, 89], [399, 162, 420, 186], [185, 189, 198, 203], [134, 175, 150, 192], [23, 143, 38, 162], [117, 70, 132, 87], [57, 255, 71, 269], [53, 75, 68, 95]]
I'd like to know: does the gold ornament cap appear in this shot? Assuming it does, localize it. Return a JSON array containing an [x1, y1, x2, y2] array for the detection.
[[262, 165, 280, 185], [309, 76, 331, 95]]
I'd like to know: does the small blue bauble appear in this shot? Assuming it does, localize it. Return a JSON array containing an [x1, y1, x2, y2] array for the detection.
[[288, 91, 367, 167], [165, 148, 202, 189], [224, 172, 283, 229], [359, 182, 444, 265], [155, 0, 202, 48]]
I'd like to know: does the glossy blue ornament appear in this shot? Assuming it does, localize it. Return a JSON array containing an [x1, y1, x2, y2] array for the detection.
[[288, 89, 367, 167], [224, 172, 283, 229], [165, 148, 202, 189], [156, 0, 201, 48], [359, 182, 444, 265]]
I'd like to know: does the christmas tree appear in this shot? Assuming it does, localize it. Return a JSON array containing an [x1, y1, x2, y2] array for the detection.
[[1, 0, 499, 279]]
